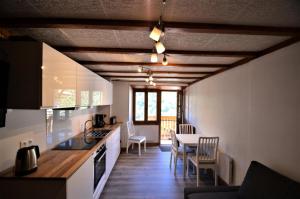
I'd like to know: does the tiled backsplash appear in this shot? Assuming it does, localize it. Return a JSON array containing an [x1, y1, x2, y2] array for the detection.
[[0, 106, 110, 172]]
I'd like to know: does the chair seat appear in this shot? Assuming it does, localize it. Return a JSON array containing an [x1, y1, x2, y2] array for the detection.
[[128, 135, 146, 142], [188, 155, 216, 164]]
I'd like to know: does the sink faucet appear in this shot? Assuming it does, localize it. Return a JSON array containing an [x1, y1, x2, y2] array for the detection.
[[84, 119, 93, 139]]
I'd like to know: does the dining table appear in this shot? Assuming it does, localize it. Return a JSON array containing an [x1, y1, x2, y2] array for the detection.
[[176, 133, 201, 178]]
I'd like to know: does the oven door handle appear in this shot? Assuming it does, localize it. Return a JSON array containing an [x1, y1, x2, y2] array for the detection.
[[95, 152, 106, 162]]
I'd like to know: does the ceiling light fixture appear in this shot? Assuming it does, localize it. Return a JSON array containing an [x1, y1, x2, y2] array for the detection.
[[137, 67, 143, 72], [150, 48, 158, 62], [141, 67, 157, 86], [162, 53, 168, 65], [149, 26, 162, 42], [155, 41, 165, 54], [149, 75, 154, 81], [149, 0, 166, 42]]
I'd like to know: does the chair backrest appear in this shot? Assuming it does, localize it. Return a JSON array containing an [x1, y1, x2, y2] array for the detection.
[[126, 121, 136, 138], [179, 124, 193, 134], [196, 137, 219, 161], [170, 130, 178, 152]]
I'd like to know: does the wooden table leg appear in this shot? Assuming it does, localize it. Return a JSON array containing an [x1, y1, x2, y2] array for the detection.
[[183, 144, 186, 178]]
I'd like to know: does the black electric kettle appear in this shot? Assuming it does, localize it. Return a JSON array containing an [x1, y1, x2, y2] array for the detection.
[[15, 145, 40, 176]]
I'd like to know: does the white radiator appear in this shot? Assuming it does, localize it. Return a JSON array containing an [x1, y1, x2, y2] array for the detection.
[[218, 151, 233, 185]]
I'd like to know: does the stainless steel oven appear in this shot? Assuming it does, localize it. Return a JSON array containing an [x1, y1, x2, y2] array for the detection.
[[93, 144, 106, 191]]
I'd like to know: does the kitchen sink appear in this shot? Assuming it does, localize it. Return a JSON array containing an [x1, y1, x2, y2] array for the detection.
[[88, 129, 111, 138]]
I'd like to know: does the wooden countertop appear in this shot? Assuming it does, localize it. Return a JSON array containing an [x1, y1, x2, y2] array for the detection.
[[0, 123, 121, 179]]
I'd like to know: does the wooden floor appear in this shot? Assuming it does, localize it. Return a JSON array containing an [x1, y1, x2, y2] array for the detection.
[[100, 146, 213, 199]]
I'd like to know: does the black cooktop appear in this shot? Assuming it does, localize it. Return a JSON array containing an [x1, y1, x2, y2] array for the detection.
[[52, 129, 111, 150], [52, 137, 101, 150]]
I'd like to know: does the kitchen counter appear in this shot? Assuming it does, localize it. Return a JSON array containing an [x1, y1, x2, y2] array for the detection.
[[0, 123, 121, 179]]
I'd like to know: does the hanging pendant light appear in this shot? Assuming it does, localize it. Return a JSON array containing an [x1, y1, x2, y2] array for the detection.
[[149, 1, 166, 42], [150, 53, 158, 63], [149, 26, 162, 42], [162, 54, 168, 65], [155, 41, 165, 54]]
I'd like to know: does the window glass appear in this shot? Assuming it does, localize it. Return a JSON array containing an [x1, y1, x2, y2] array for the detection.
[[135, 92, 145, 121], [148, 92, 157, 121]]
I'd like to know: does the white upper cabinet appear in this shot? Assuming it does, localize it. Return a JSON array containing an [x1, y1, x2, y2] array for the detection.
[[42, 43, 77, 108], [103, 81, 113, 105], [0, 41, 112, 109], [76, 64, 94, 107]]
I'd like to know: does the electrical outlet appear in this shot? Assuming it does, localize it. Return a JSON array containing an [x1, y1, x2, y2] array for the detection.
[[28, 139, 33, 146], [20, 139, 33, 148], [20, 140, 28, 148]]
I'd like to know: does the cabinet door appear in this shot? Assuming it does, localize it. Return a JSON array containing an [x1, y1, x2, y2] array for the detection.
[[92, 75, 104, 106], [67, 156, 93, 199], [106, 128, 121, 177], [102, 80, 113, 105], [42, 43, 77, 108], [76, 65, 94, 107], [106, 134, 114, 176], [113, 127, 121, 160]]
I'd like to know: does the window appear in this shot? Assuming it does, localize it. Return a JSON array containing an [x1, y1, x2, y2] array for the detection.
[[148, 92, 157, 121], [133, 89, 159, 124], [135, 92, 145, 121]]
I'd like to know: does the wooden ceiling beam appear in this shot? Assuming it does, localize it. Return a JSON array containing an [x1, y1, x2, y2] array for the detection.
[[113, 79, 191, 84], [80, 61, 229, 68], [56, 46, 257, 57], [102, 75, 198, 79], [95, 70, 212, 75], [1, 18, 300, 36]]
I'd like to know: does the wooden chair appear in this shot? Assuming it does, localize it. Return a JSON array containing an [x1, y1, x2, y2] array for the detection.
[[187, 137, 219, 187], [179, 124, 194, 134], [169, 130, 183, 176], [126, 121, 146, 156], [179, 124, 196, 151]]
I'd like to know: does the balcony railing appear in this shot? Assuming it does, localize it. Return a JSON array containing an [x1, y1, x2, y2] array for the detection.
[[161, 116, 176, 141]]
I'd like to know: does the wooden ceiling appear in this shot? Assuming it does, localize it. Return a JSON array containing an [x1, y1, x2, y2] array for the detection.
[[0, 0, 300, 90]]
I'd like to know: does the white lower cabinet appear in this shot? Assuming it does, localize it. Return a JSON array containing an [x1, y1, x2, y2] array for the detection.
[[67, 156, 94, 199], [106, 127, 121, 177], [66, 127, 120, 199]]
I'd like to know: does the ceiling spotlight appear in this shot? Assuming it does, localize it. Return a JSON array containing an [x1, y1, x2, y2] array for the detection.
[[150, 53, 158, 63], [155, 41, 165, 54], [137, 67, 143, 73], [162, 54, 168, 65], [149, 81, 154, 86], [149, 26, 162, 42], [149, 75, 153, 81], [153, 82, 157, 86], [145, 78, 149, 83]]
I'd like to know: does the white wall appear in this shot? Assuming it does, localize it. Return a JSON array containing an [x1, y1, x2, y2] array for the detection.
[[185, 42, 300, 184], [112, 82, 159, 147]]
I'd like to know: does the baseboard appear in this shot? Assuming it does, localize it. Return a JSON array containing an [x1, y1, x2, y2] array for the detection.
[[121, 143, 160, 151]]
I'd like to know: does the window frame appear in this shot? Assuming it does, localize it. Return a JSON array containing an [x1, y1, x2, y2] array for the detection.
[[133, 89, 160, 125]]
